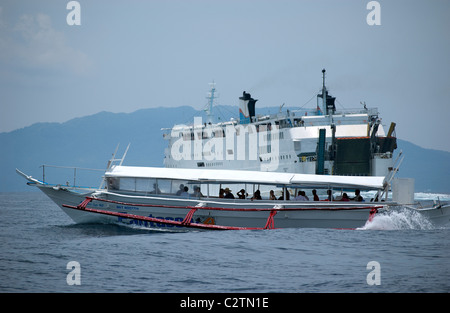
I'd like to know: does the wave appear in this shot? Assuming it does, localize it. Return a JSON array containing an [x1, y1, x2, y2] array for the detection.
[[358, 207, 434, 230], [414, 192, 450, 201], [359, 191, 450, 202]]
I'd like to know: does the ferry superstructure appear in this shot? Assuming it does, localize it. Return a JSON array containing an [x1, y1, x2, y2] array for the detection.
[[163, 70, 397, 177]]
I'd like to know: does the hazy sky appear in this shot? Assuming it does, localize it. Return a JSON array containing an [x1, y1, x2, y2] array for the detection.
[[1, 0, 450, 152]]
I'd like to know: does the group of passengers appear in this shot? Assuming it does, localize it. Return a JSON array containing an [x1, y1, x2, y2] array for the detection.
[[217, 187, 365, 202], [175, 184, 204, 198], [175, 184, 364, 202]]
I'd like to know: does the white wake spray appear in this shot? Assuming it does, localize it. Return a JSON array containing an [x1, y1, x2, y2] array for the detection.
[[358, 207, 434, 230]]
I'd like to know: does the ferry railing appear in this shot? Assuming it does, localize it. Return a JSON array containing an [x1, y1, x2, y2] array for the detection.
[[290, 107, 379, 117], [40, 164, 105, 190]]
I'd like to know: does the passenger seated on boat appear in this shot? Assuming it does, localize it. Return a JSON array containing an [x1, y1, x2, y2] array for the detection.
[[326, 189, 334, 201], [108, 178, 119, 190], [340, 193, 350, 201], [237, 189, 247, 199], [192, 186, 204, 198], [150, 183, 161, 194], [312, 189, 320, 201], [294, 191, 308, 201], [352, 189, 364, 202], [251, 190, 262, 200], [302, 191, 309, 200], [278, 190, 290, 200], [176, 184, 185, 196], [224, 188, 235, 199], [180, 186, 189, 198], [269, 190, 276, 200], [219, 188, 225, 198]]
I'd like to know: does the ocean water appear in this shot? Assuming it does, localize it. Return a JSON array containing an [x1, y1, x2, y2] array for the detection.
[[0, 192, 449, 294]]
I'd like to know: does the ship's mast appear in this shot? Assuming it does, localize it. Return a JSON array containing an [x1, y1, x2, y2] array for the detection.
[[205, 82, 217, 124], [322, 69, 327, 114]]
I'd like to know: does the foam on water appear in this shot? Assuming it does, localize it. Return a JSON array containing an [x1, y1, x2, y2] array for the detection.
[[358, 207, 434, 230], [414, 192, 450, 201], [357, 192, 448, 230]]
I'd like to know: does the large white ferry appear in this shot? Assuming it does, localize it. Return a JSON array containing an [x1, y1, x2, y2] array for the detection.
[[163, 69, 397, 177]]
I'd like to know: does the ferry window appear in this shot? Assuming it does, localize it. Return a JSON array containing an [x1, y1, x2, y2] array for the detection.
[[212, 129, 225, 138], [136, 178, 156, 193], [118, 178, 135, 192], [172, 180, 189, 196], [156, 179, 171, 194]]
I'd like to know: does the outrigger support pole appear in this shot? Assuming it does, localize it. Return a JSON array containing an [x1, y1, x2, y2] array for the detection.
[[379, 150, 404, 201]]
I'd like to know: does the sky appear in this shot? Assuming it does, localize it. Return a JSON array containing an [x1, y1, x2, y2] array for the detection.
[[1, 0, 450, 152]]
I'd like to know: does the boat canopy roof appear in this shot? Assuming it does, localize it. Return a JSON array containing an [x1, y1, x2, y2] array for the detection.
[[106, 166, 385, 190]]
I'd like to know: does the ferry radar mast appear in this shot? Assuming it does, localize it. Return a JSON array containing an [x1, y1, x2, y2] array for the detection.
[[205, 81, 218, 124], [322, 69, 326, 113], [318, 69, 336, 116]]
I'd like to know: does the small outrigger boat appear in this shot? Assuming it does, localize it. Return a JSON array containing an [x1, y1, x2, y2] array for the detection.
[[16, 160, 450, 230]]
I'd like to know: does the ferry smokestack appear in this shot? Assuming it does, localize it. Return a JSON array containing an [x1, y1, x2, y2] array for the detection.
[[239, 91, 257, 124]]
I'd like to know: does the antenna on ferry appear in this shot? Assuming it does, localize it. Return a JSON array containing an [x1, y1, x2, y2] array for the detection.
[[322, 69, 327, 113], [205, 81, 217, 124], [322, 68, 326, 89]]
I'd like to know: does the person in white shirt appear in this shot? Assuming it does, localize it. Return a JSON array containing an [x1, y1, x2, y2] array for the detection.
[[294, 190, 309, 201]]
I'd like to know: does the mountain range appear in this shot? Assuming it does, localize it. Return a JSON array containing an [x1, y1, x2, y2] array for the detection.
[[2, 106, 449, 193]]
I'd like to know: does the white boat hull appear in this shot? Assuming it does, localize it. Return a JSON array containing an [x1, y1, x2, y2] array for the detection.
[[36, 184, 448, 230]]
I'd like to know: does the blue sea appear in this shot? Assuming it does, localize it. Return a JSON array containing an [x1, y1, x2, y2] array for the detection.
[[0, 192, 449, 295]]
